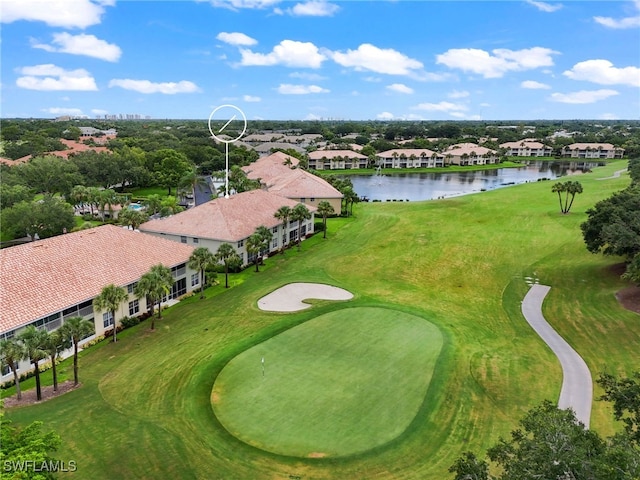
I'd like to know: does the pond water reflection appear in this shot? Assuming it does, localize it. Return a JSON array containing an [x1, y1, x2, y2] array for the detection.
[[347, 161, 602, 202]]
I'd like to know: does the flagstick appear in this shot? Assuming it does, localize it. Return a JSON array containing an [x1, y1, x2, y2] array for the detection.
[[261, 356, 265, 378]]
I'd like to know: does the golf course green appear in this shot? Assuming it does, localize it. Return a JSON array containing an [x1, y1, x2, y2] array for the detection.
[[212, 306, 443, 457]]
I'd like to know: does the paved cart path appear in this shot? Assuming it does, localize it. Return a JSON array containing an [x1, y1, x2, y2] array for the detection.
[[597, 168, 627, 180], [521, 284, 592, 427]]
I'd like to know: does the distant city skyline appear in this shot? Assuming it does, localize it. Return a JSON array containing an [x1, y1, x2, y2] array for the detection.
[[1, 0, 639, 121]]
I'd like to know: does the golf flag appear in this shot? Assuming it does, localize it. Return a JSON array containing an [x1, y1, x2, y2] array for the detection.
[[261, 357, 264, 364]]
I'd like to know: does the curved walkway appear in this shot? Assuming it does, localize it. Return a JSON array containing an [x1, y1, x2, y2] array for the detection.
[[521, 284, 592, 427], [597, 168, 627, 180], [257, 283, 353, 312]]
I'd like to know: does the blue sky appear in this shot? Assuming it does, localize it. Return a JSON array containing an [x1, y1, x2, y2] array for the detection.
[[1, 0, 639, 121]]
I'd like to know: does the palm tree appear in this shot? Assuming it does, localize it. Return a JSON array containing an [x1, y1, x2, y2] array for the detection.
[[216, 243, 241, 288], [18, 326, 49, 401], [316, 201, 335, 239], [246, 233, 264, 272], [119, 208, 149, 230], [97, 189, 118, 221], [60, 316, 94, 386], [144, 194, 163, 216], [342, 187, 358, 217], [291, 203, 312, 251], [551, 182, 566, 214], [160, 196, 184, 217], [44, 329, 68, 392], [188, 247, 215, 298], [93, 284, 128, 343], [255, 225, 273, 258], [0, 338, 26, 400], [178, 170, 208, 200], [565, 180, 583, 214], [69, 185, 88, 211], [274, 205, 292, 253], [135, 264, 174, 329]]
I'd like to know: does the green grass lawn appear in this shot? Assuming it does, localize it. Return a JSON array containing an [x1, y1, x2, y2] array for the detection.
[[4, 160, 638, 479], [212, 306, 443, 458]]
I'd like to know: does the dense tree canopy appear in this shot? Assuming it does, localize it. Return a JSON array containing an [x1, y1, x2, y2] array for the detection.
[[1, 195, 75, 240]]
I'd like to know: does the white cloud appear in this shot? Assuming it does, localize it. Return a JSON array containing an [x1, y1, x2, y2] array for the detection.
[[243, 94, 261, 102], [550, 89, 619, 104], [386, 83, 414, 94], [42, 107, 84, 116], [412, 101, 468, 112], [448, 90, 469, 98], [525, 0, 563, 13], [593, 0, 640, 29], [1, 0, 111, 28], [31, 33, 121, 62], [92, 109, 109, 115], [376, 112, 396, 120], [216, 32, 257, 46], [563, 59, 640, 87], [209, 0, 281, 11], [288, 1, 339, 16], [436, 47, 558, 78], [521, 80, 552, 89], [16, 64, 98, 91], [277, 84, 329, 94], [240, 40, 326, 68], [109, 79, 200, 94], [332, 43, 423, 75]]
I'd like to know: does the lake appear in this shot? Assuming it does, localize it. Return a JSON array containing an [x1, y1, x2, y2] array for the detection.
[[347, 161, 602, 202]]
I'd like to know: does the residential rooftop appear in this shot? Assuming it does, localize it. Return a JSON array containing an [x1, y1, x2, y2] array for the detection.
[[0, 225, 195, 334]]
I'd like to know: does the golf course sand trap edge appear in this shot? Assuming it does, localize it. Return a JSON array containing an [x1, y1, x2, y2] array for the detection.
[[257, 283, 354, 312]]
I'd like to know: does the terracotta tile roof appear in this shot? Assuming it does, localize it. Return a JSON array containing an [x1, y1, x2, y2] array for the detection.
[[308, 149, 367, 160], [139, 189, 306, 242], [243, 152, 343, 199], [377, 148, 437, 158], [0, 157, 22, 167], [564, 142, 619, 150], [444, 143, 496, 156], [0, 225, 195, 334], [500, 141, 548, 149]]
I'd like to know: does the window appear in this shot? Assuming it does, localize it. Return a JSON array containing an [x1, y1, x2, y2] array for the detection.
[[237, 240, 244, 248], [1, 363, 12, 376], [180, 236, 187, 244], [300, 198, 306, 203], [310, 198, 315, 202], [103, 312, 114, 328], [127, 282, 137, 294], [191, 273, 199, 287], [128, 300, 139, 316], [272, 238, 278, 249], [171, 263, 186, 278], [272, 226, 278, 233], [193, 237, 199, 244]]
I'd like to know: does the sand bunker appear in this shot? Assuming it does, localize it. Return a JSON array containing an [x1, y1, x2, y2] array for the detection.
[[257, 283, 353, 312]]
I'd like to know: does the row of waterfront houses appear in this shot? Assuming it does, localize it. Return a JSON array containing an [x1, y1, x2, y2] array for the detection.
[[307, 141, 625, 171], [0, 152, 343, 381]]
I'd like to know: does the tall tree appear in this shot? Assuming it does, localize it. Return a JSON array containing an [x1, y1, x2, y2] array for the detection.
[[18, 326, 49, 401], [246, 233, 264, 272], [564, 180, 583, 214], [215, 243, 241, 288], [255, 225, 273, 261], [43, 330, 69, 392], [551, 181, 566, 213], [60, 316, 94, 386], [290, 203, 312, 251], [118, 208, 149, 230], [135, 264, 174, 329], [0, 338, 26, 400], [1, 195, 75, 240], [274, 205, 292, 253], [188, 247, 215, 298], [316, 200, 335, 239], [93, 284, 128, 343]]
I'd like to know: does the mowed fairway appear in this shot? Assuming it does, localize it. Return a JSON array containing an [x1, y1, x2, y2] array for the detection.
[[4, 160, 639, 479], [212, 307, 443, 457]]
